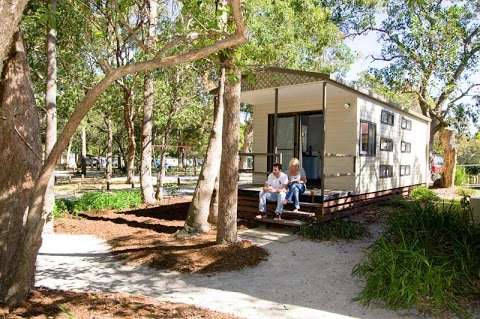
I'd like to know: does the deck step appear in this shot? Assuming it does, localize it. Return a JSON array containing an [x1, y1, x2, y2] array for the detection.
[[254, 216, 306, 227], [282, 210, 316, 219]]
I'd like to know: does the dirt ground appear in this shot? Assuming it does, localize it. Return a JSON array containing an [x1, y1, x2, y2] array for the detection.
[[54, 205, 268, 273], [1, 288, 237, 319]]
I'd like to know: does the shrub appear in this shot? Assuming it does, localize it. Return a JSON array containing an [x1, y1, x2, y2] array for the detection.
[[52, 198, 75, 218], [455, 166, 467, 186], [72, 190, 142, 213], [410, 186, 440, 203], [353, 200, 480, 317], [299, 219, 368, 241]]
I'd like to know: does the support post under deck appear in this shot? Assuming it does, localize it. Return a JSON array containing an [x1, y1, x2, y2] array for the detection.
[[274, 88, 279, 161]]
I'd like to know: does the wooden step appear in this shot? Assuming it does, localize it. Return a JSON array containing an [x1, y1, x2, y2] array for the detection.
[[281, 210, 315, 220], [254, 216, 306, 227]]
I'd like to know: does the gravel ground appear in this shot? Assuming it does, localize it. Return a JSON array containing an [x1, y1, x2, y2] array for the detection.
[[36, 227, 422, 319]]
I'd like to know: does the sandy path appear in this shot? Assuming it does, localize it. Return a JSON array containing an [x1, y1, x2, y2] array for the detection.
[[36, 228, 421, 319]]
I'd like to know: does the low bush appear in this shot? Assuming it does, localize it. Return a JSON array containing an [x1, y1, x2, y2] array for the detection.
[[455, 166, 467, 186], [53, 190, 142, 216], [299, 219, 368, 241], [410, 186, 440, 203], [353, 200, 480, 317], [72, 190, 142, 213]]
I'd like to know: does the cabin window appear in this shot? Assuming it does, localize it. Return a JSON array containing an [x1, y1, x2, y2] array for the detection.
[[400, 165, 411, 176], [381, 110, 394, 126], [360, 121, 376, 156], [401, 117, 412, 130], [380, 165, 393, 178], [401, 141, 411, 153], [380, 137, 394, 151]]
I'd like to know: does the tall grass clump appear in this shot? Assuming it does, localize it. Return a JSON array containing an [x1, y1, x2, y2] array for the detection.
[[455, 166, 467, 186], [353, 200, 480, 317], [410, 186, 440, 203], [299, 219, 368, 241], [72, 190, 142, 213]]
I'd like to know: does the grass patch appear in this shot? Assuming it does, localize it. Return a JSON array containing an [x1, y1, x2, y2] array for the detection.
[[299, 219, 369, 241], [410, 186, 440, 203], [457, 187, 479, 197], [353, 200, 480, 317], [53, 190, 142, 216]]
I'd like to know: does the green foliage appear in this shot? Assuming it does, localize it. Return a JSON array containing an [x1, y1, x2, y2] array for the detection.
[[410, 186, 440, 203], [54, 190, 142, 216], [299, 219, 368, 241], [72, 190, 142, 213], [52, 198, 75, 218], [456, 187, 478, 198], [455, 166, 467, 186], [353, 200, 480, 317]]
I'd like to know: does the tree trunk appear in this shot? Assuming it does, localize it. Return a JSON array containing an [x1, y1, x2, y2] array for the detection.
[[66, 138, 74, 169], [80, 125, 87, 176], [239, 119, 253, 169], [140, 0, 157, 205], [122, 87, 136, 184], [0, 32, 42, 306], [216, 58, 240, 244], [43, 0, 57, 217], [106, 118, 113, 190], [208, 176, 219, 224], [0, 0, 28, 73], [440, 128, 457, 188], [155, 149, 167, 200], [184, 67, 225, 233]]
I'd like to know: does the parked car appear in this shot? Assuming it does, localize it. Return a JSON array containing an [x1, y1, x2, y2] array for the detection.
[[431, 154, 444, 182]]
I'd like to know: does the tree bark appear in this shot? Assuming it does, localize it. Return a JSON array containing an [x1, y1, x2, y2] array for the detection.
[[0, 0, 246, 305], [140, 0, 158, 205], [239, 119, 253, 169], [184, 67, 225, 233], [440, 128, 457, 188], [216, 58, 241, 244], [106, 118, 113, 190], [0, 32, 42, 306], [43, 0, 57, 217], [0, 0, 28, 73], [80, 125, 87, 176], [122, 87, 136, 184], [208, 176, 219, 224]]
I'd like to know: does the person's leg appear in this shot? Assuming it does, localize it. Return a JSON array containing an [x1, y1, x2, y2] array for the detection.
[[292, 184, 306, 210], [258, 191, 272, 215], [275, 192, 286, 217], [285, 184, 294, 203]]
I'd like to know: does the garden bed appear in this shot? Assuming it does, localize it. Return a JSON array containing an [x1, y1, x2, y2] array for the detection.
[[1, 288, 237, 318], [54, 204, 268, 273]]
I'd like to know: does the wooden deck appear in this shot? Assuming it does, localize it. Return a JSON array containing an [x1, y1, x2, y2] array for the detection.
[[238, 184, 419, 226]]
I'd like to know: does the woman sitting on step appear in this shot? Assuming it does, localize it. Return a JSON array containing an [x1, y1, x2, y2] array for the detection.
[[283, 158, 307, 212]]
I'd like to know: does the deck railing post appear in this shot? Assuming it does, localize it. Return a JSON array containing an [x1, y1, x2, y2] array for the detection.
[[274, 88, 279, 160]]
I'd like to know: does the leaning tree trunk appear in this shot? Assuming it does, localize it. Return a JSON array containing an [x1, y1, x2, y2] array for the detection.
[[440, 128, 457, 188], [106, 118, 113, 190], [239, 119, 252, 169], [0, 32, 42, 307], [216, 58, 241, 244], [122, 87, 136, 185], [43, 0, 57, 217], [140, 0, 157, 205], [184, 67, 225, 233]]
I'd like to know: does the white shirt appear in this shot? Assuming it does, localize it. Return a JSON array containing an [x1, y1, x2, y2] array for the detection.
[[266, 172, 288, 191], [288, 167, 306, 183]]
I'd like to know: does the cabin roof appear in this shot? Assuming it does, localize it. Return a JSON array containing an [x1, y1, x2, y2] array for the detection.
[[239, 67, 430, 123]]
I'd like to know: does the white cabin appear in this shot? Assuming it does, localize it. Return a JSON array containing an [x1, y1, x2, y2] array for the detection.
[[240, 67, 430, 196]]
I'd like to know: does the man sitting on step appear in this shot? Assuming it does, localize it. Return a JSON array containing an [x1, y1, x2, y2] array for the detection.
[[257, 162, 289, 220]]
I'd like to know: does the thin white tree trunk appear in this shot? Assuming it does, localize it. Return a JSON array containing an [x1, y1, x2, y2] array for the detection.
[[123, 87, 136, 184], [43, 0, 57, 216], [217, 59, 241, 244], [140, 0, 158, 205], [106, 118, 113, 190], [80, 125, 87, 175], [239, 120, 253, 169], [184, 67, 225, 233]]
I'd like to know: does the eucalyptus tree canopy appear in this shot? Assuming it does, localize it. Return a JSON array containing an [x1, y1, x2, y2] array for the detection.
[[361, 0, 480, 138]]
